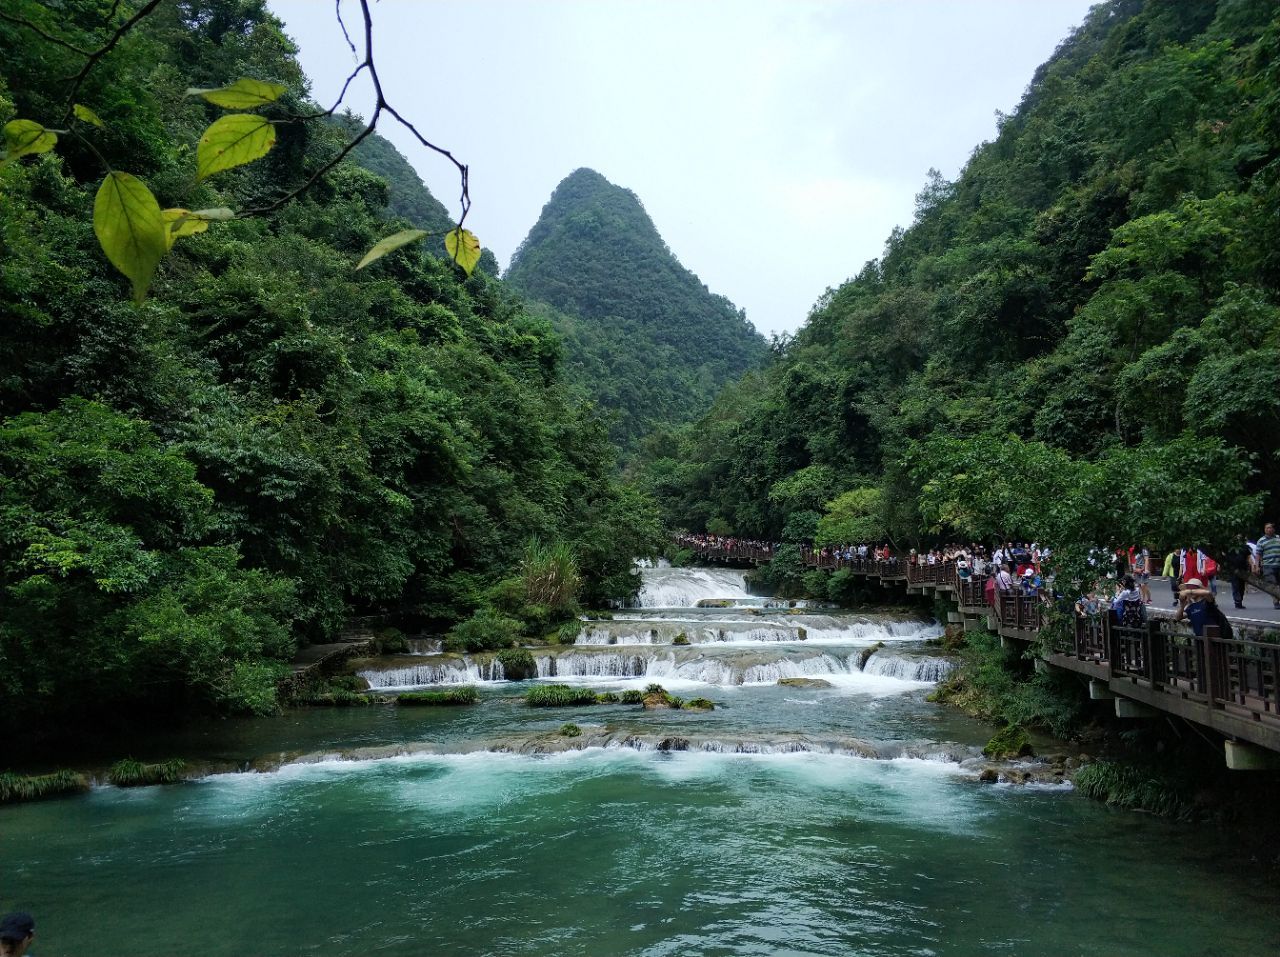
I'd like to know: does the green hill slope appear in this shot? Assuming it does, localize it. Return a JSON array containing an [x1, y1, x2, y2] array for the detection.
[[648, 0, 1279, 553], [505, 168, 767, 449]]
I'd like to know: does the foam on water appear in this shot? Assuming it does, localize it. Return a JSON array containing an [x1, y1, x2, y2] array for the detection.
[[633, 566, 752, 608]]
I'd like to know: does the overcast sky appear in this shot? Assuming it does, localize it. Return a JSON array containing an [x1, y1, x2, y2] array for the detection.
[[269, 0, 1097, 337]]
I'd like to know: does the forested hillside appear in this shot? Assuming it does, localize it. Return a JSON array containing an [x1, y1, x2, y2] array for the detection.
[[0, 0, 660, 741], [647, 0, 1279, 565], [505, 168, 767, 450]]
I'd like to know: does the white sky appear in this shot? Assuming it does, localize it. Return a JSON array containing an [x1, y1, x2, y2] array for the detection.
[[269, 0, 1097, 337]]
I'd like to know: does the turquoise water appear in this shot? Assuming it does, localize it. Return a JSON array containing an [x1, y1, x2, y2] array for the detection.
[[2, 568, 1277, 956]]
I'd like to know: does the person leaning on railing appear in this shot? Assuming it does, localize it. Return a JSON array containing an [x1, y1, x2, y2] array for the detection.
[[1174, 577, 1233, 640]]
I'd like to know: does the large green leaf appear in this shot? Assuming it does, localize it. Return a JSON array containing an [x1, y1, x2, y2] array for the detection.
[[161, 209, 209, 250], [73, 104, 105, 129], [187, 78, 287, 110], [356, 229, 428, 270], [2, 120, 57, 163], [444, 227, 482, 276], [93, 172, 167, 303], [196, 114, 276, 181]]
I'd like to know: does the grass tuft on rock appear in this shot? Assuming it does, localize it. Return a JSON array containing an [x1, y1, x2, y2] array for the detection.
[[684, 697, 715, 711], [496, 648, 538, 680], [1074, 760, 1193, 818], [982, 724, 1033, 760], [0, 770, 89, 804], [108, 758, 186, 787], [619, 690, 644, 704], [560, 723, 582, 737], [396, 687, 480, 706], [525, 684, 600, 707]]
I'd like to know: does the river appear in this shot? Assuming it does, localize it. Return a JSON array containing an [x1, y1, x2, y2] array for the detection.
[[1, 565, 1277, 956]]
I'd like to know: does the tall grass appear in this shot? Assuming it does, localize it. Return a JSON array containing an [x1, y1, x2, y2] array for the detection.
[[108, 758, 186, 787], [396, 687, 480, 706], [525, 684, 599, 707], [521, 540, 581, 616], [0, 770, 89, 803]]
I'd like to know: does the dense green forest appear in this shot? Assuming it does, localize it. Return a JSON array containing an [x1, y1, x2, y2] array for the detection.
[[505, 168, 768, 451], [0, 0, 660, 742], [645, 0, 1279, 570]]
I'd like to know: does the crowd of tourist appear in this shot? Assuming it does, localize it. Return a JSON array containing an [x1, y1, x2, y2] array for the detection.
[[677, 521, 1280, 636]]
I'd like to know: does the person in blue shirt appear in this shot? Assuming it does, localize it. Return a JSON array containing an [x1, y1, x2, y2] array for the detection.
[[1175, 578, 1230, 638]]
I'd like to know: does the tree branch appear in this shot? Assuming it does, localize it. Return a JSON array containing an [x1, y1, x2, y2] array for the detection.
[[60, 0, 165, 126], [0, 10, 93, 56]]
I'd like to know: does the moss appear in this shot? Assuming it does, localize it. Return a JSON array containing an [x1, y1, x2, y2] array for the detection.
[[0, 770, 89, 804], [496, 648, 537, 680], [559, 723, 582, 737], [982, 725, 1033, 760], [696, 599, 733, 608], [396, 686, 480, 706], [684, 697, 715, 711], [108, 758, 186, 787], [525, 684, 600, 707], [672, 632, 690, 646]]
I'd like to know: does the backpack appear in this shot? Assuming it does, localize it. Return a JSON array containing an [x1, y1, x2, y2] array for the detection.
[[1207, 603, 1233, 641], [1119, 598, 1145, 629]]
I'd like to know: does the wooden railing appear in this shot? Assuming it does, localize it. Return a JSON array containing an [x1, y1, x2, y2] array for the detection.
[[676, 536, 1280, 748]]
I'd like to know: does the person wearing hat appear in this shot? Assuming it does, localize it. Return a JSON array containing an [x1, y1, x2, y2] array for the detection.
[[1175, 578, 1232, 639], [0, 912, 35, 957]]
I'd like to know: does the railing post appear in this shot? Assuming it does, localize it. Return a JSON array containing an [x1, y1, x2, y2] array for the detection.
[[1104, 614, 1116, 679], [1202, 625, 1218, 707], [1147, 620, 1166, 686]]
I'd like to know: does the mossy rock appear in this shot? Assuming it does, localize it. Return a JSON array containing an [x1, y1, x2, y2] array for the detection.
[[696, 599, 733, 608], [595, 691, 620, 703], [777, 677, 832, 689], [672, 632, 690, 646], [641, 682, 679, 709], [795, 627, 808, 640], [684, 697, 715, 711], [619, 689, 644, 705], [982, 724, 1033, 760], [656, 737, 690, 752], [559, 723, 582, 738], [856, 641, 886, 669], [375, 627, 408, 654], [496, 648, 537, 681]]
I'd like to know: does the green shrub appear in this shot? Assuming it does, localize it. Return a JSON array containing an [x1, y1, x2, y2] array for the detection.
[[445, 607, 524, 653], [375, 628, 408, 654], [525, 684, 599, 707], [0, 770, 89, 803], [619, 689, 644, 704], [560, 723, 582, 737], [396, 687, 480, 706], [108, 758, 186, 787], [685, 697, 715, 711], [595, 691, 620, 703], [496, 648, 538, 680], [672, 632, 690, 646], [582, 610, 615, 621], [554, 620, 582, 645]]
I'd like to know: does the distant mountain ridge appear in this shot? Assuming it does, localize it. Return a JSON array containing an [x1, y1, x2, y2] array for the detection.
[[505, 168, 767, 449]]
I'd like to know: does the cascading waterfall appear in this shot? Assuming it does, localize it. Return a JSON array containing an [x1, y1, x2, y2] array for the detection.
[[862, 651, 955, 683], [633, 566, 752, 608], [360, 658, 506, 687]]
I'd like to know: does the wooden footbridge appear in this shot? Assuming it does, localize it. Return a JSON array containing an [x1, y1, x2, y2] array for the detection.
[[683, 540, 1280, 766]]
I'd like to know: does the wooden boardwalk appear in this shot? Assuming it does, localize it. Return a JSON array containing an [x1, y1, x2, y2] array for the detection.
[[685, 542, 1280, 763]]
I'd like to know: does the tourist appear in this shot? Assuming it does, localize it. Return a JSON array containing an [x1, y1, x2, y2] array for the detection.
[[1175, 578, 1232, 640], [0, 913, 35, 957], [1163, 547, 1180, 599], [1129, 545, 1151, 604], [994, 563, 1015, 594], [1224, 534, 1253, 610], [1258, 521, 1280, 610], [1111, 575, 1145, 627]]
